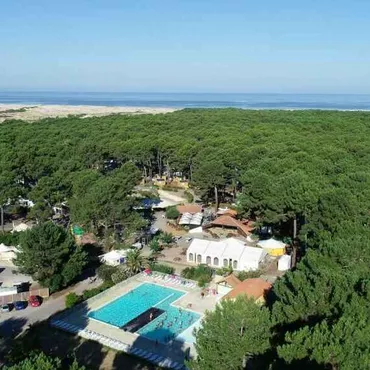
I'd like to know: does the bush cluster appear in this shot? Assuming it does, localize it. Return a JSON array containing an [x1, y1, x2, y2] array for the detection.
[[236, 269, 262, 281], [184, 190, 194, 203], [0, 232, 21, 246], [149, 262, 175, 275], [165, 206, 180, 219], [181, 264, 213, 287]]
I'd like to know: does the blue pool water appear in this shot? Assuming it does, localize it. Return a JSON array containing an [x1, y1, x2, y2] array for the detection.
[[88, 283, 200, 343]]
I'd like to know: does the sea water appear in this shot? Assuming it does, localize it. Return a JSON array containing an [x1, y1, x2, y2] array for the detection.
[[1, 91, 370, 110]]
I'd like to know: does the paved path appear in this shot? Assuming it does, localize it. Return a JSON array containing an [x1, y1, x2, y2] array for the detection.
[[0, 272, 101, 339], [0, 266, 34, 286]]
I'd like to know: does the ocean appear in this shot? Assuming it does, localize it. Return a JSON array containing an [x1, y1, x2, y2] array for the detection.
[[1, 91, 370, 110]]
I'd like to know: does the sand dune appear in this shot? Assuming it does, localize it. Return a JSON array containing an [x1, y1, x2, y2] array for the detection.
[[0, 104, 178, 123]]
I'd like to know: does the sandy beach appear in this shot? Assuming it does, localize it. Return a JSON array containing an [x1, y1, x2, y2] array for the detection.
[[0, 104, 178, 123]]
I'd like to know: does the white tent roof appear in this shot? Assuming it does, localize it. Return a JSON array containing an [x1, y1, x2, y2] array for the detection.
[[257, 238, 286, 250], [222, 238, 247, 260], [179, 212, 203, 226], [188, 237, 266, 268], [99, 250, 127, 261], [187, 239, 211, 256], [239, 246, 266, 264], [179, 212, 192, 225], [189, 212, 203, 225], [205, 240, 227, 258]]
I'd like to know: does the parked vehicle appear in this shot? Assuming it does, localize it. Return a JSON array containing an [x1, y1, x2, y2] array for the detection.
[[14, 300, 27, 310], [28, 295, 41, 307], [1, 304, 12, 312], [13, 281, 30, 293]]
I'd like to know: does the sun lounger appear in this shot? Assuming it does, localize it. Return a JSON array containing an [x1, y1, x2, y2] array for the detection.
[[144, 352, 154, 359]]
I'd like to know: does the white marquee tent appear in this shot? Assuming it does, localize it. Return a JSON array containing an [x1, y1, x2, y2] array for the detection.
[[187, 238, 266, 271]]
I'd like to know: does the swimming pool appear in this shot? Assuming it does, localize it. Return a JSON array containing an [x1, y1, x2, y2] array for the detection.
[[88, 283, 200, 343]]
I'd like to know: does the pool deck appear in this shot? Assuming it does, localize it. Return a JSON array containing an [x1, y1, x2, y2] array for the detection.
[[51, 272, 219, 369]]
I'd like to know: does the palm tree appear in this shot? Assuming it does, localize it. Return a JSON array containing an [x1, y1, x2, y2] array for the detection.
[[126, 249, 144, 276]]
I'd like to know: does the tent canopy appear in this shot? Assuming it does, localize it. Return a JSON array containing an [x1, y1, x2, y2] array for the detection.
[[187, 237, 266, 271], [257, 238, 286, 249], [99, 250, 127, 265]]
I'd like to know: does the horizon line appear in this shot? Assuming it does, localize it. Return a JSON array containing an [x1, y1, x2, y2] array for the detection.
[[1, 90, 370, 96]]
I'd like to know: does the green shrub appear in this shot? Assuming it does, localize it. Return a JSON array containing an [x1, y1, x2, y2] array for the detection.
[[160, 232, 174, 245], [215, 266, 233, 276], [166, 206, 180, 219], [236, 269, 262, 281], [96, 264, 118, 284], [184, 190, 194, 203], [0, 232, 21, 246], [149, 263, 175, 275], [149, 238, 162, 253], [162, 185, 179, 192], [111, 267, 129, 284], [181, 264, 213, 285], [197, 276, 209, 288], [65, 292, 81, 308], [82, 281, 113, 300]]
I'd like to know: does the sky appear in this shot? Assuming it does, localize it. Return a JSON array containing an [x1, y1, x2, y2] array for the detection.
[[1, 0, 370, 93]]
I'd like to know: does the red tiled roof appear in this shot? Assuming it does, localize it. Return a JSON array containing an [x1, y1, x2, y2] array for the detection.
[[211, 215, 255, 236], [176, 204, 202, 214], [224, 278, 272, 300], [223, 274, 242, 288]]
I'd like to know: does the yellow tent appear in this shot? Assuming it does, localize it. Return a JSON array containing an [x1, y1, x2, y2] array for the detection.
[[257, 238, 286, 256]]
